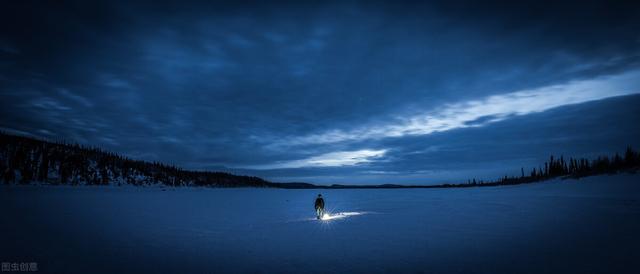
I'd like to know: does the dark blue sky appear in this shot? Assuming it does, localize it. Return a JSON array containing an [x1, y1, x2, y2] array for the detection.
[[1, 1, 639, 184]]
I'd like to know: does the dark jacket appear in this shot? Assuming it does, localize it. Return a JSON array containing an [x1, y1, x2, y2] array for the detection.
[[314, 197, 325, 209]]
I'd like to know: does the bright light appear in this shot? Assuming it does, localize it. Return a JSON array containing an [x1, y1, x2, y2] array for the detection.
[[320, 211, 363, 221]]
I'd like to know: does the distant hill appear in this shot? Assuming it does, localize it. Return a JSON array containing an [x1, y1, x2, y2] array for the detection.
[[0, 132, 275, 187], [1, 132, 638, 188]]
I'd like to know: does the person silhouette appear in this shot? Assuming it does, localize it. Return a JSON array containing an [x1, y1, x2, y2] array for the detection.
[[314, 194, 325, 219]]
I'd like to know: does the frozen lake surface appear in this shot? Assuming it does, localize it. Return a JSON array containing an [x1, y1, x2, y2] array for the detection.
[[2, 174, 640, 273]]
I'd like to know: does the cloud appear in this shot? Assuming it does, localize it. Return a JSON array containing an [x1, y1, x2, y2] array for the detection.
[[2, 1, 640, 183], [283, 69, 640, 146], [58, 88, 93, 107], [244, 149, 387, 169], [30, 97, 71, 111]]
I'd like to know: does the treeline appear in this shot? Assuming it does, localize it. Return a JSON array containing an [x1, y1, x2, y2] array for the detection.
[[1, 132, 638, 189], [455, 147, 640, 188], [0, 132, 273, 187]]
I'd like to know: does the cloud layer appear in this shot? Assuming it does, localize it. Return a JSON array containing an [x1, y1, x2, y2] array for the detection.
[[246, 149, 387, 169], [1, 1, 640, 184], [284, 70, 640, 146]]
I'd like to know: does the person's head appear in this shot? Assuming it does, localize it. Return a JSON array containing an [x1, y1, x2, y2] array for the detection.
[[318, 194, 322, 197]]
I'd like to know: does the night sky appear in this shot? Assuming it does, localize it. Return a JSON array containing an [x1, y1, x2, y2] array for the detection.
[[1, 1, 640, 184]]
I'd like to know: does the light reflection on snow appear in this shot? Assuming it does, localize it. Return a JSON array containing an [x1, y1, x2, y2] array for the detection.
[[320, 211, 364, 221]]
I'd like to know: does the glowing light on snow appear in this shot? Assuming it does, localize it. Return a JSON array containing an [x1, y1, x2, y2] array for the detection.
[[320, 212, 364, 221]]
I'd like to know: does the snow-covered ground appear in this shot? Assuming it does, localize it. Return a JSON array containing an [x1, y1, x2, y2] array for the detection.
[[1, 174, 639, 274]]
